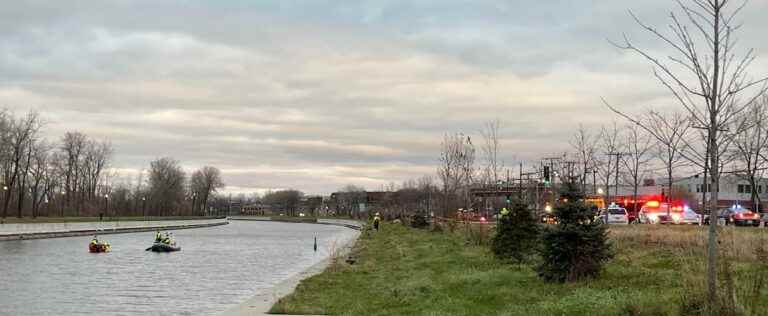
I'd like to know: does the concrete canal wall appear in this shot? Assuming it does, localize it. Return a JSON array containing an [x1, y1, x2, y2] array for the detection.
[[0, 218, 229, 241], [229, 216, 362, 230]]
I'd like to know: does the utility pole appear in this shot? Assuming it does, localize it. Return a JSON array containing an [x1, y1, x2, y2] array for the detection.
[[542, 156, 562, 212], [606, 152, 627, 205], [562, 161, 577, 182], [591, 169, 598, 195], [519, 162, 523, 198]]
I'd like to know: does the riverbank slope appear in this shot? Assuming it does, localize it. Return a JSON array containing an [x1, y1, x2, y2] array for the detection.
[[270, 223, 768, 315]]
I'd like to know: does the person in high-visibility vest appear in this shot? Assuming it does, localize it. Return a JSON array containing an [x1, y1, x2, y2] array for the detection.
[[373, 212, 381, 231], [155, 230, 163, 243], [500, 207, 510, 218]]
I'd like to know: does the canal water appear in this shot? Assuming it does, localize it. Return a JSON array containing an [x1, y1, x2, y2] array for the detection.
[[0, 220, 358, 316]]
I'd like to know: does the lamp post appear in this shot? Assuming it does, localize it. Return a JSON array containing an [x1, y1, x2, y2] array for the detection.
[[1, 185, 6, 223], [60, 191, 65, 217], [142, 197, 146, 219], [191, 192, 197, 216], [104, 194, 109, 221]]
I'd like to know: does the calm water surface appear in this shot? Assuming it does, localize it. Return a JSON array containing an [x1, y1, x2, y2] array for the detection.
[[0, 221, 357, 316]]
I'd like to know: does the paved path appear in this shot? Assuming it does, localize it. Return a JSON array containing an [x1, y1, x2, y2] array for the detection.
[[0, 218, 229, 241]]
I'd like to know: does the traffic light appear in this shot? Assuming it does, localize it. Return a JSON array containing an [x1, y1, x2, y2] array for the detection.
[[505, 195, 511, 204]]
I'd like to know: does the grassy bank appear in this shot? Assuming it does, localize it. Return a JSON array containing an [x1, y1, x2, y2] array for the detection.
[[271, 223, 768, 316], [0, 216, 222, 224]]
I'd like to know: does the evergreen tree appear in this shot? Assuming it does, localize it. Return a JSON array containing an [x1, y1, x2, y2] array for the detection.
[[491, 198, 539, 262], [537, 180, 613, 282]]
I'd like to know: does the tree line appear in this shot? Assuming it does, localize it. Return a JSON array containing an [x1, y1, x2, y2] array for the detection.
[[0, 110, 225, 219]]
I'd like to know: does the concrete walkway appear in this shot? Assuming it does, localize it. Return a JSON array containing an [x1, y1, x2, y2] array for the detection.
[[0, 218, 229, 241], [221, 218, 362, 316]]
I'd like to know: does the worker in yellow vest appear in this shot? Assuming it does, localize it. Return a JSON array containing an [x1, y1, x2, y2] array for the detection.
[[373, 212, 381, 231], [500, 207, 510, 218]]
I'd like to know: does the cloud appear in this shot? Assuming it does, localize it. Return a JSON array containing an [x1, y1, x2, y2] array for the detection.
[[1, 0, 767, 194]]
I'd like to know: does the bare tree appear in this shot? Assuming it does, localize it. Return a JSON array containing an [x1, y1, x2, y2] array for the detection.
[[2, 111, 40, 218], [262, 189, 303, 216], [60, 132, 87, 215], [82, 139, 113, 201], [596, 123, 621, 202], [148, 157, 186, 216], [570, 124, 598, 194], [640, 111, 692, 206], [28, 140, 52, 218], [480, 119, 503, 186], [190, 166, 225, 215], [609, 0, 768, 306], [731, 95, 768, 211], [437, 132, 475, 216], [621, 124, 653, 214]]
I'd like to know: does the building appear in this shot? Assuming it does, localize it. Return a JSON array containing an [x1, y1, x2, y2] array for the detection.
[[675, 174, 768, 211]]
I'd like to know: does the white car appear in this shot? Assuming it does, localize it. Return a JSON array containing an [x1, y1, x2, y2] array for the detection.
[[600, 206, 629, 224]]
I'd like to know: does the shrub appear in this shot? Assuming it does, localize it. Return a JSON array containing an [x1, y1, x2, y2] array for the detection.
[[537, 181, 613, 282], [410, 213, 429, 229], [491, 198, 539, 262]]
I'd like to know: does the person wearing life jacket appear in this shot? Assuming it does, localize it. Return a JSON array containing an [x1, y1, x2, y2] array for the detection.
[[155, 230, 163, 243], [373, 212, 381, 231], [90, 236, 99, 251]]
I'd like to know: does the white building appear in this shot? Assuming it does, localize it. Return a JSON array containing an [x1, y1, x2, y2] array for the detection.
[[674, 174, 768, 211]]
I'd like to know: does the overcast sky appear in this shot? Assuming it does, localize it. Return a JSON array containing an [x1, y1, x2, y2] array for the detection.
[[2, 1, 767, 195]]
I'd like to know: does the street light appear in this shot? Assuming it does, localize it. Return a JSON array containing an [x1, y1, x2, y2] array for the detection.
[[1, 185, 6, 224], [597, 188, 604, 195], [104, 194, 109, 221], [60, 191, 66, 217], [142, 197, 146, 219], [191, 192, 198, 216]]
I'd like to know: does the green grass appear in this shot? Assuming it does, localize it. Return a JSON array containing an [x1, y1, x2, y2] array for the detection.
[[271, 223, 768, 316], [0, 215, 221, 224]]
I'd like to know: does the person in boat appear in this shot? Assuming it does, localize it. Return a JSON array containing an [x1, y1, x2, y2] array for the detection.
[[155, 230, 163, 243], [162, 233, 171, 245], [90, 236, 99, 248]]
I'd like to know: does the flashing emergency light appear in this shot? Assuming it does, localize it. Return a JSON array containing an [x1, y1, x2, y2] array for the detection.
[[544, 204, 552, 212], [645, 200, 660, 208]]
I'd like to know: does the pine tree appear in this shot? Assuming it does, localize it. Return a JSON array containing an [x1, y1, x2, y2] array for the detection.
[[537, 180, 613, 282], [491, 198, 539, 263]]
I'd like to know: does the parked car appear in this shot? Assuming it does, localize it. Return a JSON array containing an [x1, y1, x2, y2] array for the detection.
[[704, 205, 761, 226], [598, 206, 629, 225]]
